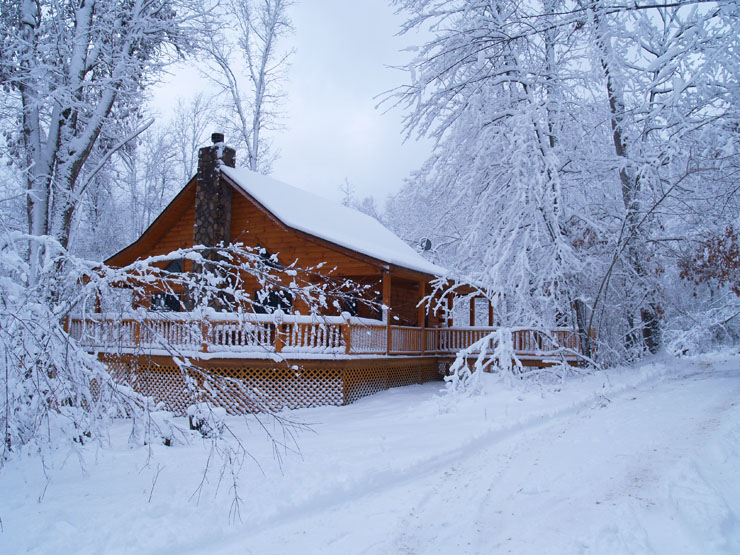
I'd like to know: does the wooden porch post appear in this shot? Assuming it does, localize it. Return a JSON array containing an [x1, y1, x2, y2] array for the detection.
[[201, 316, 210, 353], [469, 296, 476, 327], [418, 280, 426, 354], [488, 299, 494, 327], [275, 324, 284, 353], [383, 269, 391, 355], [446, 296, 454, 327], [342, 323, 351, 355]]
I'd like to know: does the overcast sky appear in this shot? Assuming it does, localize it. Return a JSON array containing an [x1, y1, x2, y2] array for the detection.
[[150, 0, 430, 205]]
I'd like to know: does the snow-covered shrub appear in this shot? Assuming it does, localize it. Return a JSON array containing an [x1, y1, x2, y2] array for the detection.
[[0, 233, 145, 461], [664, 296, 740, 356], [187, 404, 226, 439], [444, 326, 591, 396], [666, 231, 740, 355], [445, 328, 524, 395], [128, 405, 190, 447]]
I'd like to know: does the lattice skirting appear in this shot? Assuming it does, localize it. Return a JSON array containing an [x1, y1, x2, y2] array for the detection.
[[100, 354, 443, 415]]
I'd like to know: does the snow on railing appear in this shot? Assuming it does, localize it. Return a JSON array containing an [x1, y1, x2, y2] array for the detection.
[[69, 316, 203, 350], [433, 327, 492, 353], [211, 320, 274, 351], [69, 312, 381, 355], [68, 313, 582, 360], [281, 322, 345, 354], [141, 318, 202, 349]]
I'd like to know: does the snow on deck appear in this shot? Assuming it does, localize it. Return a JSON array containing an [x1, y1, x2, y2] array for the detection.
[[222, 166, 446, 276]]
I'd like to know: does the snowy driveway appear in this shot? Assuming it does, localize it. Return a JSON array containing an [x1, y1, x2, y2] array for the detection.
[[2, 355, 739, 554], [217, 360, 740, 554]]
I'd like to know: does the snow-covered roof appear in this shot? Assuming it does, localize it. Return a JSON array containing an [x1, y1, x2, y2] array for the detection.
[[221, 166, 446, 276]]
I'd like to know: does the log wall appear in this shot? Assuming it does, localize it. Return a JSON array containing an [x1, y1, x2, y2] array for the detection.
[[229, 191, 379, 276]]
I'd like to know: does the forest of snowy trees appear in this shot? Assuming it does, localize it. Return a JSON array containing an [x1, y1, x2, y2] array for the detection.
[[0, 0, 739, 456], [384, 0, 740, 361]]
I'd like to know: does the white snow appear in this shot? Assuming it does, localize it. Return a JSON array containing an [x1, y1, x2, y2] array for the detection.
[[1, 353, 740, 554], [222, 166, 446, 276]]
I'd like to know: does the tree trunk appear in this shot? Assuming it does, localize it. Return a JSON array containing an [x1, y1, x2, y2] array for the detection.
[[573, 298, 592, 360], [593, 4, 660, 354]]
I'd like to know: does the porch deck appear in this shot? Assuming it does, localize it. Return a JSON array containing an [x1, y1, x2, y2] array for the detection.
[[69, 313, 583, 413], [68, 312, 581, 364]]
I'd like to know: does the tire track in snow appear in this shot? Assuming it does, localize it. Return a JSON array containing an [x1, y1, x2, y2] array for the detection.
[[523, 369, 740, 552], [223, 361, 684, 542], [390, 429, 532, 555], [383, 363, 740, 554], [193, 359, 731, 555]]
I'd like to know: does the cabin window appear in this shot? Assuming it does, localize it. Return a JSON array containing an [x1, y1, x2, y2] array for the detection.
[[257, 247, 282, 269], [253, 289, 293, 313], [342, 295, 358, 317], [472, 297, 489, 327], [555, 310, 569, 328], [375, 290, 383, 321], [151, 293, 181, 312], [165, 258, 183, 273]]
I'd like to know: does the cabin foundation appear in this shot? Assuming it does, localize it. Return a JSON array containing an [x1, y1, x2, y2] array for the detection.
[[103, 354, 443, 415]]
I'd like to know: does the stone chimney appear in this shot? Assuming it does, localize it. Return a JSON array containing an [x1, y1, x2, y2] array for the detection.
[[193, 133, 236, 249], [188, 134, 237, 311]]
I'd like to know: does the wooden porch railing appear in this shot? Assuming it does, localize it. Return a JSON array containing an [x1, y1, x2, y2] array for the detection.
[[68, 313, 582, 360]]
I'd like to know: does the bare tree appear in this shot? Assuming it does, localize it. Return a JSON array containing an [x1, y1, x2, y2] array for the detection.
[[203, 0, 294, 174], [69, 95, 216, 261], [170, 93, 216, 183], [340, 179, 383, 222], [118, 125, 181, 240]]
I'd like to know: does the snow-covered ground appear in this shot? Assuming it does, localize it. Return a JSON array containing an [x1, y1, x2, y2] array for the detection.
[[2, 353, 739, 554]]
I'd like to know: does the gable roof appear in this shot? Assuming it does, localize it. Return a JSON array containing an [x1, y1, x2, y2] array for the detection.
[[222, 166, 446, 277]]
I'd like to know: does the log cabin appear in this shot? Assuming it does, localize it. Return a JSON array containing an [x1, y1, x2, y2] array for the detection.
[[69, 134, 580, 414]]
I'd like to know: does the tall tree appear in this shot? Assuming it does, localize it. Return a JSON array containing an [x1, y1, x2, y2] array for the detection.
[[583, 0, 740, 353], [170, 93, 216, 184], [0, 0, 202, 277], [203, 0, 294, 174], [66, 95, 215, 262], [385, 0, 583, 329]]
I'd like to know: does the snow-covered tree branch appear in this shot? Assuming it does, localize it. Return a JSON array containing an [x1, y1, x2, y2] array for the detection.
[[0, 232, 372, 460], [0, 0, 206, 277], [385, 0, 740, 363]]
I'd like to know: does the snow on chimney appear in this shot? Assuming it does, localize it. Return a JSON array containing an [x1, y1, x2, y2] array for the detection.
[[194, 133, 236, 249]]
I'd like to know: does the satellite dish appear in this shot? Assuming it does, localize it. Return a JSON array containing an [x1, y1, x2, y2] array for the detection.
[[420, 237, 432, 251]]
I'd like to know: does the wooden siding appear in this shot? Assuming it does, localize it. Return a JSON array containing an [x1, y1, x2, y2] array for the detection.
[[229, 190, 380, 277], [106, 181, 197, 267], [152, 204, 196, 257], [389, 277, 423, 326]]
